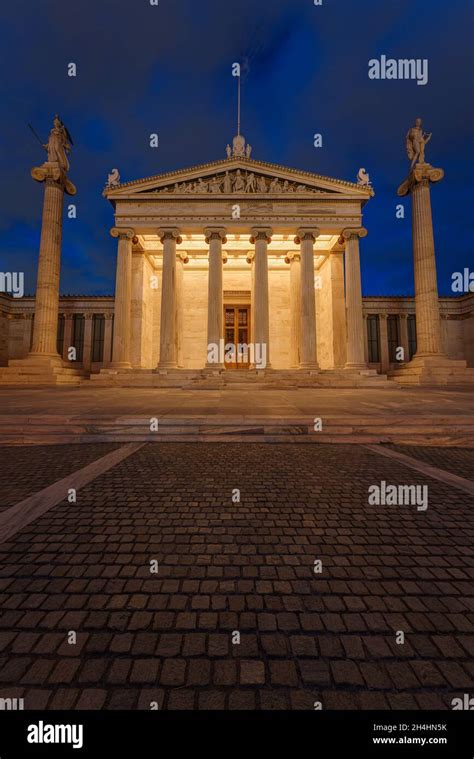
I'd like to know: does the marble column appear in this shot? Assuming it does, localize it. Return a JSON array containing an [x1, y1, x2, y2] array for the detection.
[[158, 227, 182, 370], [83, 313, 93, 373], [103, 313, 113, 367], [205, 227, 227, 369], [249, 227, 272, 369], [340, 227, 367, 369], [110, 227, 135, 369], [379, 314, 390, 373], [295, 227, 319, 370], [22, 314, 34, 357], [246, 251, 255, 345], [175, 250, 189, 368], [398, 163, 445, 357], [363, 314, 369, 365], [399, 314, 409, 363], [285, 251, 301, 368], [29, 164, 76, 362], [62, 314, 74, 361]]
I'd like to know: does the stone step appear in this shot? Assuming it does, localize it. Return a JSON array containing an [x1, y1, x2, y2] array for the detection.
[[81, 369, 394, 390], [0, 414, 472, 446]]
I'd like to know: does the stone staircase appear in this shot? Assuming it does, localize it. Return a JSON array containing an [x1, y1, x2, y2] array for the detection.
[[0, 357, 85, 386], [389, 356, 474, 386], [83, 367, 394, 390], [0, 412, 472, 446]]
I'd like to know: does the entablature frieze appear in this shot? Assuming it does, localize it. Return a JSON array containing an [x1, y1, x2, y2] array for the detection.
[[113, 217, 363, 237]]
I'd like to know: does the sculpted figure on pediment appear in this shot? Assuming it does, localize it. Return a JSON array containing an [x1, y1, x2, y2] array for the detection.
[[209, 176, 222, 193], [245, 172, 256, 192], [223, 171, 232, 194], [106, 168, 120, 188], [233, 170, 245, 192], [196, 178, 210, 193], [269, 177, 282, 193], [156, 171, 323, 195]]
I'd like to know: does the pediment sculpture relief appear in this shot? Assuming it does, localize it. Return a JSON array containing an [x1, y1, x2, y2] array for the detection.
[[153, 170, 325, 195]]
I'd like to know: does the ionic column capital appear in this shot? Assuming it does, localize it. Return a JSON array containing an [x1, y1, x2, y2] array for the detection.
[[157, 227, 182, 244], [110, 227, 135, 240], [246, 250, 255, 264], [338, 227, 368, 244], [397, 164, 444, 197], [84, 313, 93, 320], [204, 227, 227, 244], [294, 227, 320, 245], [31, 164, 77, 196], [285, 251, 301, 264], [250, 226, 273, 244], [399, 313, 408, 321], [177, 251, 189, 264], [379, 313, 388, 321], [104, 313, 114, 320]]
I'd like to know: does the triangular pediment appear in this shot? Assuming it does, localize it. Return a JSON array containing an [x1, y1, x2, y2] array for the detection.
[[104, 157, 373, 200]]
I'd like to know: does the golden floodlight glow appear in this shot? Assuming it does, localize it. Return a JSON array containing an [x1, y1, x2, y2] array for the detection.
[[140, 233, 339, 253]]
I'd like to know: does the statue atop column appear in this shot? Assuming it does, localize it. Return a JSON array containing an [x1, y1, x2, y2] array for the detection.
[[43, 115, 73, 172], [31, 114, 76, 195], [406, 118, 432, 168]]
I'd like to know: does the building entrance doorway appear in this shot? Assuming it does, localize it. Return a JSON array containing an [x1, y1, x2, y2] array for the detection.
[[224, 305, 251, 369]]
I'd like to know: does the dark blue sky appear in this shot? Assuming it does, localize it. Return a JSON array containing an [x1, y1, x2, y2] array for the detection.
[[0, 0, 472, 296]]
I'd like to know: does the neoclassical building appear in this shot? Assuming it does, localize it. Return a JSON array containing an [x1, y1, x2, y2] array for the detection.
[[0, 126, 473, 387]]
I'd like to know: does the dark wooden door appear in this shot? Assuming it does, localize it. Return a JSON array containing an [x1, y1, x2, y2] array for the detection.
[[224, 306, 251, 369]]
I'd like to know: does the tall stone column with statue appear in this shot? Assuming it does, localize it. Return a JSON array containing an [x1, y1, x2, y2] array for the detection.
[[30, 116, 76, 361], [393, 119, 474, 385], [0, 115, 82, 385]]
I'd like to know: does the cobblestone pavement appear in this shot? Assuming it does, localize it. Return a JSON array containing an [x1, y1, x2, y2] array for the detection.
[[0, 443, 472, 710], [0, 444, 120, 511], [389, 446, 474, 482]]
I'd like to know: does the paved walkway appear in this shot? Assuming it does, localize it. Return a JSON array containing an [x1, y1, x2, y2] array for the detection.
[[1, 385, 473, 417], [0, 442, 472, 710], [1, 386, 473, 446]]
